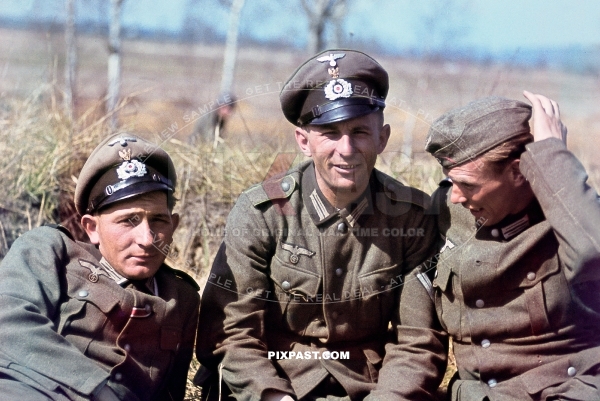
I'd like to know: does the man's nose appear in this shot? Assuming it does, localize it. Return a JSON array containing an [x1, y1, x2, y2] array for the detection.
[[450, 185, 467, 204], [337, 134, 355, 155], [134, 219, 154, 247]]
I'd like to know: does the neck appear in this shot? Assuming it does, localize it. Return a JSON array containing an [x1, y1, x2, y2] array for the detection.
[[508, 186, 536, 218], [317, 181, 367, 210]]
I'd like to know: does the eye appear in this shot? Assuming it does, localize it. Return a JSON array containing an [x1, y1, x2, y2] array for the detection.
[[322, 130, 338, 138], [121, 217, 137, 226], [151, 215, 171, 224]]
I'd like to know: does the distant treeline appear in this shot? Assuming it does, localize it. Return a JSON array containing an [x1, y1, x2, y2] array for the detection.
[[1, 16, 598, 75]]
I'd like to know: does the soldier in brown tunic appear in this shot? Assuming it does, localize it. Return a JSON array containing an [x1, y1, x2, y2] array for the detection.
[[196, 50, 447, 401], [425, 91, 600, 400], [0, 134, 200, 400]]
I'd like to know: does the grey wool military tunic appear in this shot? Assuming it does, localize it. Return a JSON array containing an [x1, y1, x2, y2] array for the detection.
[[197, 160, 448, 401], [432, 138, 600, 400], [0, 226, 200, 401]]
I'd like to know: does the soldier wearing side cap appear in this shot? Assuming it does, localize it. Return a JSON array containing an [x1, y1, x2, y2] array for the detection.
[[425, 91, 600, 400], [0, 134, 200, 401], [196, 50, 447, 401]]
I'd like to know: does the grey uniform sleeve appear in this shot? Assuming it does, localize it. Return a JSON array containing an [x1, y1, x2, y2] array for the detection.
[[366, 209, 448, 400], [520, 138, 600, 273], [0, 227, 109, 398], [196, 193, 295, 401]]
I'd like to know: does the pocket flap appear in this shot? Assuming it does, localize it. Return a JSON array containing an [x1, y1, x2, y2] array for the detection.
[[270, 259, 320, 299], [66, 271, 120, 314], [358, 264, 400, 298]]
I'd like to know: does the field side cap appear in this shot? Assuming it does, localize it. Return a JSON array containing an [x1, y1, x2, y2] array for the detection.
[[280, 49, 388, 126], [74, 134, 177, 215], [425, 96, 532, 168]]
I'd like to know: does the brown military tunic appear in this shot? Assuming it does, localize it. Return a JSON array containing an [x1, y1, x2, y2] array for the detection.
[[432, 139, 600, 400], [197, 160, 447, 401], [0, 226, 200, 401]]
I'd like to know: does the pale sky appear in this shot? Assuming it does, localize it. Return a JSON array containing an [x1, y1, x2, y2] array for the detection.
[[1, 0, 599, 55]]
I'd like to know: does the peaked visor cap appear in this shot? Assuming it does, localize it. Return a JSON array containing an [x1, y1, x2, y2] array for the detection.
[[280, 49, 389, 126]]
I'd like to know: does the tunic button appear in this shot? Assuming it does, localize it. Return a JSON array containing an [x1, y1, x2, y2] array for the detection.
[[567, 366, 577, 377], [527, 272, 536, 281], [335, 268, 343, 277], [114, 373, 123, 381], [124, 344, 131, 352], [331, 311, 339, 319], [481, 339, 491, 348], [491, 229, 500, 238], [337, 222, 347, 233], [475, 299, 485, 308], [487, 378, 497, 388], [281, 181, 290, 192], [78, 290, 89, 298], [281, 281, 291, 291]]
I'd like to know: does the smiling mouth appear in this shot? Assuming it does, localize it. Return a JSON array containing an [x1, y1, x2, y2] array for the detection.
[[334, 164, 357, 170]]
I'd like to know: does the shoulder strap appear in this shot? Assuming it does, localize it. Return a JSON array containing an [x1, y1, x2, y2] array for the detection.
[[45, 224, 75, 241]]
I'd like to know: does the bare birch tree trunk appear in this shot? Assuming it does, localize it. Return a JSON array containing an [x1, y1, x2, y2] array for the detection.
[[220, 0, 245, 94], [64, 0, 76, 132], [107, 0, 124, 130], [301, 0, 347, 55]]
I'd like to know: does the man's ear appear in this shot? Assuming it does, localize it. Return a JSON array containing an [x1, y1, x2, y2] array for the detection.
[[509, 159, 527, 186], [295, 127, 312, 157], [171, 213, 180, 232], [378, 124, 391, 154], [81, 214, 100, 245]]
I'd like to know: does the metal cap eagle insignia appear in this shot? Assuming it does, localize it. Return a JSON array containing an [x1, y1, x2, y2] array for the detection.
[[281, 242, 315, 264], [317, 53, 345, 79], [108, 136, 137, 147]]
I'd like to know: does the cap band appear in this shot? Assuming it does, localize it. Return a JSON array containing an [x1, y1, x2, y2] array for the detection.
[[297, 96, 386, 125], [87, 165, 174, 213]]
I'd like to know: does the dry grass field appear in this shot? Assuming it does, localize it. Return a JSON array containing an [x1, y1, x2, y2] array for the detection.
[[1, 26, 599, 399]]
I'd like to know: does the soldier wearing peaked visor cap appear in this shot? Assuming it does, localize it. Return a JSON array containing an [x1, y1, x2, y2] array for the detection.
[[426, 92, 600, 401], [0, 133, 200, 401], [196, 49, 447, 401]]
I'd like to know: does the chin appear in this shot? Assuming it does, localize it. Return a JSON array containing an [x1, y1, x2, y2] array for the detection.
[[121, 264, 160, 280]]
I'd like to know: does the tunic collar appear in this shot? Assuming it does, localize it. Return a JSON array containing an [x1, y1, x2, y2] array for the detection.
[[99, 257, 158, 295], [301, 162, 374, 227], [475, 199, 545, 241]]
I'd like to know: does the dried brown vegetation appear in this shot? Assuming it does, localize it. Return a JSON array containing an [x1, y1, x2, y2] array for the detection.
[[2, 27, 600, 400]]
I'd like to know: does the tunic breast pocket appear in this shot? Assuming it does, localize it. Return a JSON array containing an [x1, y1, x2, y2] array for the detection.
[[357, 264, 400, 329], [271, 254, 321, 302], [511, 255, 566, 335], [270, 256, 321, 317], [61, 280, 120, 351]]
